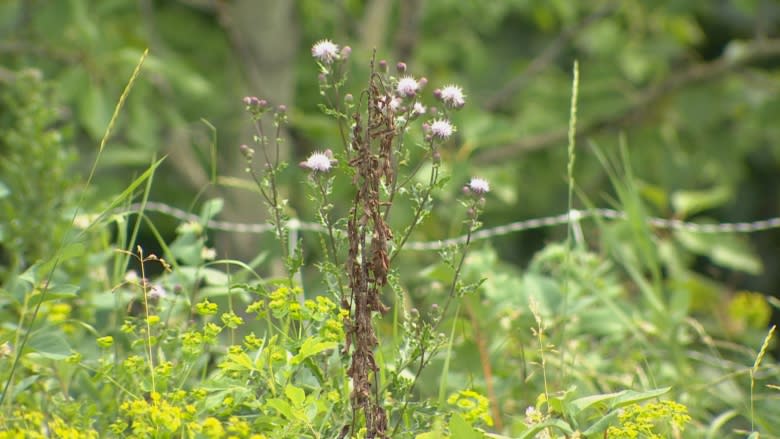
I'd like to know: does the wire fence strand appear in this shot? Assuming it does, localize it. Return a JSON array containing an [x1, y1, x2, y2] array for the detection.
[[113, 202, 780, 252]]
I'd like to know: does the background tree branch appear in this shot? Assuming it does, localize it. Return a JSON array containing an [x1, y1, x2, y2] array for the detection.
[[475, 38, 780, 165]]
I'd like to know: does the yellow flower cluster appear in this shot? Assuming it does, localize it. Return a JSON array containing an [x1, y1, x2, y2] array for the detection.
[[606, 400, 691, 438], [114, 391, 269, 438], [447, 389, 493, 427], [0, 409, 98, 438]]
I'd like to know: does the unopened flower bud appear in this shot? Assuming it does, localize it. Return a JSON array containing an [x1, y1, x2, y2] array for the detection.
[[341, 46, 352, 60], [379, 60, 388, 72], [345, 93, 354, 104], [277, 104, 287, 114], [396, 62, 407, 73], [418, 77, 428, 88], [240, 144, 254, 160]]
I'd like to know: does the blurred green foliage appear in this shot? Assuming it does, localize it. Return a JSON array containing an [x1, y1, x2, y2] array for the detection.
[[1, 0, 780, 437]]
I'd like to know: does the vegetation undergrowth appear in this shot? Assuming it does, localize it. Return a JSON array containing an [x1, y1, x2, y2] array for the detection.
[[0, 38, 778, 439]]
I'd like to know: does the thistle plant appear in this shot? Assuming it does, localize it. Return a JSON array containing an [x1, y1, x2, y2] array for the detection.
[[239, 39, 487, 437]]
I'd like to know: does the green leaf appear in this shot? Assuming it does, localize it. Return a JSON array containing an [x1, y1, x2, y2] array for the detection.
[[675, 230, 762, 274], [570, 391, 624, 413], [449, 413, 485, 439], [671, 185, 732, 217], [199, 198, 224, 221], [80, 84, 111, 140], [581, 410, 620, 435], [291, 337, 337, 365], [27, 330, 71, 360], [285, 384, 306, 408], [265, 398, 294, 420], [517, 419, 574, 439], [610, 387, 671, 409]]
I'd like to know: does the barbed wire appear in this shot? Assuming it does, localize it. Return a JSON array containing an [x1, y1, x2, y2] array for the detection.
[[114, 202, 780, 252]]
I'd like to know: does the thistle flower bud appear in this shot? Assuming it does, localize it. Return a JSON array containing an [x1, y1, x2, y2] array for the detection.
[[396, 62, 407, 73], [340, 46, 352, 61]]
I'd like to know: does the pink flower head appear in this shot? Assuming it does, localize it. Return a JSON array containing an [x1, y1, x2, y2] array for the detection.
[[312, 39, 339, 64], [413, 102, 426, 116], [300, 150, 336, 173], [439, 85, 466, 108], [467, 177, 490, 194], [429, 119, 454, 140], [397, 76, 419, 97]]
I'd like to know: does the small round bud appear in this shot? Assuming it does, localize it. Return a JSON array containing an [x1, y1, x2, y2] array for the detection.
[[277, 104, 287, 113], [379, 60, 388, 72], [239, 144, 254, 160], [396, 62, 407, 73], [345, 93, 354, 103], [341, 46, 352, 60], [418, 77, 428, 88]]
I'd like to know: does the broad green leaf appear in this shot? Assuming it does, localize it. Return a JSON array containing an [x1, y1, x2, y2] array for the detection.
[[517, 419, 574, 439], [581, 410, 620, 435], [570, 391, 624, 413], [27, 330, 71, 360], [610, 387, 671, 408], [448, 413, 484, 439], [675, 230, 762, 274], [285, 384, 305, 408], [199, 198, 224, 221], [672, 185, 732, 217], [266, 398, 294, 420], [291, 337, 337, 365], [80, 84, 111, 140]]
